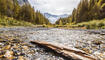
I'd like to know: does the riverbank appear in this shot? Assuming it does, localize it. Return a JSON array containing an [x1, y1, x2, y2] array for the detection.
[[0, 27, 105, 60]]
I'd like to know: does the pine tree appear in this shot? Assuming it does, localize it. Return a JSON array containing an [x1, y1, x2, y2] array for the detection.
[[18, 4, 34, 22], [6, 0, 14, 17], [0, 0, 7, 16], [13, 0, 20, 19], [0, 0, 50, 25], [56, 0, 105, 25]]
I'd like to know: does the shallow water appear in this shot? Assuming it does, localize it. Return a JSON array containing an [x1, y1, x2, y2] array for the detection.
[[0, 27, 105, 60]]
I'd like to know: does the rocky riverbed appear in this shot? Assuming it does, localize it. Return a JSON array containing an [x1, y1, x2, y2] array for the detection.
[[0, 27, 105, 60]]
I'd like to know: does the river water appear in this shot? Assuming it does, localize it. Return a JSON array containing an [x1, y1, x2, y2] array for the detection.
[[0, 27, 105, 60]]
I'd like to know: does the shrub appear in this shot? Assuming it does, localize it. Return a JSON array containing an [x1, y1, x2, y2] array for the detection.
[[0, 17, 34, 27], [76, 19, 105, 29]]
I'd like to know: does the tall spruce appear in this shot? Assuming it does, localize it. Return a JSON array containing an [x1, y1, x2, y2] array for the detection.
[[0, 0, 50, 25], [56, 0, 105, 25]]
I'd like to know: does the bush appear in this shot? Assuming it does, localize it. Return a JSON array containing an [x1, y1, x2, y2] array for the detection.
[[76, 19, 105, 29], [0, 17, 34, 27], [86, 25, 90, 29], [97, 22, 104, 28]]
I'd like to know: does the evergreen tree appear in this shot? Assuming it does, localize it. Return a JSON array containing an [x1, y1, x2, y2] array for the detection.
[[6, 0, 14, 17], [0, 0, 7, 16], [56, 0, 105, 25], [0, 0, 50, 25], [13, 0, 20, 19], [18, 4, 35, 22]]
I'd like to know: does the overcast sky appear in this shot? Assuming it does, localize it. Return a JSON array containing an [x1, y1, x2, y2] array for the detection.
[[28, 0, 80, 15]]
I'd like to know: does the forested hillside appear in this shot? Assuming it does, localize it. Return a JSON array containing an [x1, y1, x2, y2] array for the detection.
[[56, 0, 105, 29], [0, 0, 50, 26]]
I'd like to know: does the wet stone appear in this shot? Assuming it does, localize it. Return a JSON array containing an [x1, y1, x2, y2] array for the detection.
[[4, 50, 14, 59], [92, 40, 103, 45], [0, 37, 37, 60], [0, 27, 105, 60]]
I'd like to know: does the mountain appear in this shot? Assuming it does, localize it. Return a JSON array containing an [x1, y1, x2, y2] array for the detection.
[[44, 13, 68, 24], [15, 0, 68, 24], [17, 0, 29, 6]]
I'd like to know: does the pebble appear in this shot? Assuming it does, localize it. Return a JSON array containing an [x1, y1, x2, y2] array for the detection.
[[22, 46, 28, 50], [2, 45, 11, 50], [18, 56, 24, 60], [0, 27, 105, 60], [4, 50, 13, 59]]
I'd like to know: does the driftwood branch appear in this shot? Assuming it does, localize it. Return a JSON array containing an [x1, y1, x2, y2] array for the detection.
[[31, 40, 96, 60]]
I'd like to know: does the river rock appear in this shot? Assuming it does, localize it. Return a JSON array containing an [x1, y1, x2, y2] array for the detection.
[[4, 50, 13, 59]]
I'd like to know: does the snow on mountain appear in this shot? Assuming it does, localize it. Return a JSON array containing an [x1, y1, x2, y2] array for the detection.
[[28, 0, 69, 24], [44, 13, 68, 24]]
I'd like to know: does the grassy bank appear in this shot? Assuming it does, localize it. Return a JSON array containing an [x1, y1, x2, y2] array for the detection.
[[54, 19, 105, 29], [76, 19, 105, 29], [0, 17, 35, 27]]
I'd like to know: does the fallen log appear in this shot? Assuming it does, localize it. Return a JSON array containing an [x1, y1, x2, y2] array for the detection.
[[30, 40, 97, 60]]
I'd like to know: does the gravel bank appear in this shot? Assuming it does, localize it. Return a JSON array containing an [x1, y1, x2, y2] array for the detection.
[[0, 27, 105, 60]]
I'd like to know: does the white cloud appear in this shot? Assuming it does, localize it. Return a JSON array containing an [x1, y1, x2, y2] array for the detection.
[[28, 0, 80, 15]]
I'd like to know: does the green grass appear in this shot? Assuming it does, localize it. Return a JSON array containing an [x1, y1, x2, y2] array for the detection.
[[76, 19, 105, 29], [0, 16, 35, 27]]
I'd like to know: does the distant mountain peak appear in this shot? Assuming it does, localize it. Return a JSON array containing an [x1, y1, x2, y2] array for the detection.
[[44, 13, 68, 24], [44, 13, 58, 18]]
